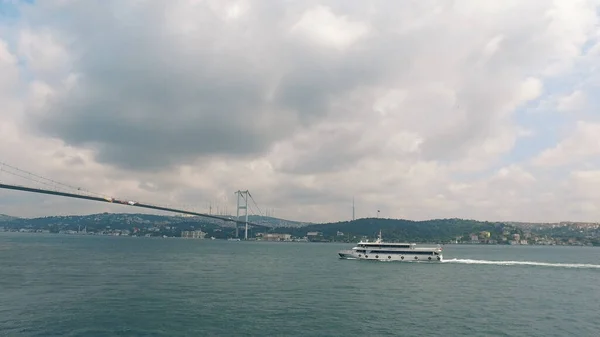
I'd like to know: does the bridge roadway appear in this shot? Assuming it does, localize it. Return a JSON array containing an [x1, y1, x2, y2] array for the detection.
[[0, 183, 269, 229]]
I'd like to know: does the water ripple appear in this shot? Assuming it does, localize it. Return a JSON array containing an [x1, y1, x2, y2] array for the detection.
[[1, 235, 600, 336]]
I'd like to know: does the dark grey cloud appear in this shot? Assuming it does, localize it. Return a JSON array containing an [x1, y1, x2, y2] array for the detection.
[[26, 2, 285, 170], [22, 0, 393, 171], [20, 0, 575, 175], [261, 178, 352, 208]]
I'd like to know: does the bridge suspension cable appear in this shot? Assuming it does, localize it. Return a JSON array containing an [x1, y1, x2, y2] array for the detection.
[[0, 163, 271, 229]]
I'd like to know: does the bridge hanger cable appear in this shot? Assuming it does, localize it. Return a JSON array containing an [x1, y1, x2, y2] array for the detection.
[[0, 161, 108, 198], [0, 162, 183, 213], [247, 203, 260, 217], [1, 165, 63, 191], [247, 191, 263, 217]]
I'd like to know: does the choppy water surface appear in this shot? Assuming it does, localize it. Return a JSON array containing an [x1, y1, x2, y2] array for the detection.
[[1, 233, 599, 336]]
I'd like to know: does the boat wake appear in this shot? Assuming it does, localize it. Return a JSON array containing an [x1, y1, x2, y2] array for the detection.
[[442, 258, 600, 269]]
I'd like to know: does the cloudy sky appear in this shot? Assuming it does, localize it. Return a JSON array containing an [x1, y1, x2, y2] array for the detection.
[[1, 0, 599, 223]]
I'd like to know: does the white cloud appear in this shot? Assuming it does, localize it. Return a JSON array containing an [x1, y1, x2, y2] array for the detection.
[[18, 28, 70, 76], [555, 170, 600, 219], [482, 34, 505, 59], [519, 77, 544, 103], [1, 0, 600, 223], [556, 90, 587, 112], [531, 121, 600, 167], [0, 38, 19, 94], [291, 5, 370, 50], [541, 0, 600, 76]]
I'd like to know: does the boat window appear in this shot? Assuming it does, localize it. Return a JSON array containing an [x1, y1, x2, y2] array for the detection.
[[364, 250, 436, 254], [364, 244, 411, 248]]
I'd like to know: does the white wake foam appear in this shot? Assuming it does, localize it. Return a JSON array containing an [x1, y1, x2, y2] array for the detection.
[[442, 258, 600, 269]]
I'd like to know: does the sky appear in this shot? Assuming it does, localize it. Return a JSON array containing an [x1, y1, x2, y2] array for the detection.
[[1, 0, 600, 223]]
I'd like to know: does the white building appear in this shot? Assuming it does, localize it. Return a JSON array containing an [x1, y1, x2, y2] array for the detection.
[[181, 230, 206, 239]]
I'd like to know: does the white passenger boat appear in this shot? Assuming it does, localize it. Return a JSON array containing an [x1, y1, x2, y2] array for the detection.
[[338, 230, 443, 262]]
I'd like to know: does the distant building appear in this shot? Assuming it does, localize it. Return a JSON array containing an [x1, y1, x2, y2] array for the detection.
[[181, 230, 206, 239], [307, 231, 325, 242], [262, 233, 292, 241]]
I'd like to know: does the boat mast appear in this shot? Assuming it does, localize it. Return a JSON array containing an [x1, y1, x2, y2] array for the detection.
[[352, 197, 355, 221]]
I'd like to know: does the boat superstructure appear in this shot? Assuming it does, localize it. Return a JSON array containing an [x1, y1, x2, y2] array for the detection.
[[338, 230, 443, 262]]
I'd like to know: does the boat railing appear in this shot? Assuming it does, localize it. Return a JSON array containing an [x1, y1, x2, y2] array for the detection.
[[359, 246, 442, 251]]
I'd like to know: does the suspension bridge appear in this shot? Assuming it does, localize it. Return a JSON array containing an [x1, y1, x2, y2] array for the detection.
[[0, 162, 270, 238]]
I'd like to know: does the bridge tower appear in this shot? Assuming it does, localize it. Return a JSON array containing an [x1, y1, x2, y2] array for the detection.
[[235, 190, 249, 239]]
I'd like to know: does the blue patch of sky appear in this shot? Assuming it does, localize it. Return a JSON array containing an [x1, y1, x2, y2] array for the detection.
[[0, 0, 37, 95], [581, 40, 598, 55], [0, 3, 19, 19], [451, 75, 582, 183], [504, 70, 592, 165], [541, 72, 587, 96], [585, 89, 600, 119], [498, 69, 600, 178], [0, 0, 33, 19], [535, 162, 588, 182], [508, 107, 566, 164], [582, 7, 600, 55]]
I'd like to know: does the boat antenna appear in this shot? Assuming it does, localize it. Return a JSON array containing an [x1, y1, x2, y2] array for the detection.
[[352, 197, 355, 221]]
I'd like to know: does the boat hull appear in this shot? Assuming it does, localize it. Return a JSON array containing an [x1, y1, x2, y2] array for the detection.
[[338, 250, 443, 262]]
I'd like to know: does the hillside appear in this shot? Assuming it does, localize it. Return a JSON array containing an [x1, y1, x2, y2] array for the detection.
[[2, 213, 598, 245], [0, 212, 307, 232], [0, 214, 18, 222], [272, 217, 505, 243], [246, 214, 311, 228]]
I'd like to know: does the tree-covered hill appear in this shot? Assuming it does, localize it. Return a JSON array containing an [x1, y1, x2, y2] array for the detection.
[[272, 217, 506, 243]]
